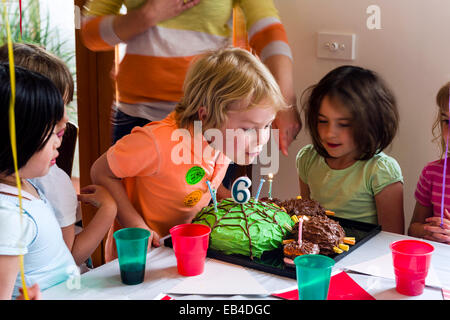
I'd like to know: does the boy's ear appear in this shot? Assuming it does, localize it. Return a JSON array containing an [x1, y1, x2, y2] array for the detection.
[[198, 106, 207, 121]]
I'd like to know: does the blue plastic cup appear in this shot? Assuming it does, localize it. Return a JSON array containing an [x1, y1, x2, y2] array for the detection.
[[113, 228, 151, 285], [294, 254, 335, 300]]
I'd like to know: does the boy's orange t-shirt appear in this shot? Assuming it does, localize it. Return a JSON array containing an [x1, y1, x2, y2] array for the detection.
[[104, 112, 231, 261]]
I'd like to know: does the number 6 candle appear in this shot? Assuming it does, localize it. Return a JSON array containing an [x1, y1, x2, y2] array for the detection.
[[231, 176, 252, 204]]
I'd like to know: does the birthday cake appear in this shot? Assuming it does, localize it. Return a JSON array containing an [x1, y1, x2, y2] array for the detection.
[[261, 197, 353, 259], [283, 239, 320, 259], [290, 214, 346, 255], [192, 198, 294, 259], [260, 197, 326, 217]]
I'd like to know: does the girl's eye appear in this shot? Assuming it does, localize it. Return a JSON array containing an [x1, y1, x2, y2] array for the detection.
[[339, 123, 351, 128], [318, 119, 327, 124]]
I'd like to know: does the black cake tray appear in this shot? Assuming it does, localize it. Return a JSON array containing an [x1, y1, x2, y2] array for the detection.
[[164, 216, 381, 280]]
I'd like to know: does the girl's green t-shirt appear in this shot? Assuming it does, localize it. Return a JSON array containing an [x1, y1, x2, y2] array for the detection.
[[296, 144, 403, 224]]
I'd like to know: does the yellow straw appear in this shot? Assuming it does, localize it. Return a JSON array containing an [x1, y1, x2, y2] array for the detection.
[[2, 0, 28, 300]]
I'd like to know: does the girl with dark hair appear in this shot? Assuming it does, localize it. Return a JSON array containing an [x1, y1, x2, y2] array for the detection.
[[0, 43, 117, 270], [0, 64, 115, 300], [297, 65, 404, 234]]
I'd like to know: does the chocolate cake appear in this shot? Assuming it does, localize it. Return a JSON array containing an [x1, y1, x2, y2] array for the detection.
[[283, 240, 320, 259], [260, 197, 326, 217], [292, 214, 345, 255]]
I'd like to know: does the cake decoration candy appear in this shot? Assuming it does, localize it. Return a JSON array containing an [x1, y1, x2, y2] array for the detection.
[[283, 222, 293, 232], [343, 237, 356, 245], [333, 246, 344, 254]]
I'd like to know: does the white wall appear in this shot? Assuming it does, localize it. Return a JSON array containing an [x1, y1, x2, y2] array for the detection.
[[39, 0, 75, 58], [253, 0, 450, 232]]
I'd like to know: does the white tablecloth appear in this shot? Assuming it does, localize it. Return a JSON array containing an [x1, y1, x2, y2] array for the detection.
[[42, 231, 449, 300]]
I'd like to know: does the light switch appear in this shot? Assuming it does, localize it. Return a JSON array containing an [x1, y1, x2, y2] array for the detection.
[[317, 32, 356, 61]]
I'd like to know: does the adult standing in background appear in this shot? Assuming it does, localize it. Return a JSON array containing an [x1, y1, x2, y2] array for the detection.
[[81, 0, 301, 196]]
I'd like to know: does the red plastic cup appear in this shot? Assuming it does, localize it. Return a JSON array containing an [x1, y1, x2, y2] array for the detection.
[[169, 224, 211, 276], [390, 239, 434, 296]]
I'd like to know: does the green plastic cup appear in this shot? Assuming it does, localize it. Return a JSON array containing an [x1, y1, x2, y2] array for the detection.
[[113, 228, 151, 285], [294, 254, 335, 300]]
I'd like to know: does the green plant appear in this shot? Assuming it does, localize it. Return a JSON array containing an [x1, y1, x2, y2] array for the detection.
[[1, 0, 77, 124]]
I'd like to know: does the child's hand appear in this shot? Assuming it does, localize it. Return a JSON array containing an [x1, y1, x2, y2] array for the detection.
[[16, 283, 41, 300], [149, 228, 161, 248], [134, 223, 161, 249], [77, 185, 117, 210], [423, 209, 450, 244]]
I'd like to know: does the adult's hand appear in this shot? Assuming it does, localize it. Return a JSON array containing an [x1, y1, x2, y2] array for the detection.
[[273, 106, 302, 156], [140, 0, 201, 25], [113, 0, 201, 41]]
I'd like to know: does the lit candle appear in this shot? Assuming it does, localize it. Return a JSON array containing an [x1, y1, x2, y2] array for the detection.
[[206, 180, 218, 212], [254, 178, 265, 202], [298, 216, 303, 246], [268, 173, 273, 200]]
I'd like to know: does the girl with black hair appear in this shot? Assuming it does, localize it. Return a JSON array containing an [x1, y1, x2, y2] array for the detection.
[[0, 64, 115, 299]]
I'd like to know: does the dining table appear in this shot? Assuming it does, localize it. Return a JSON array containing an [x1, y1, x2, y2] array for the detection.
[[42, 231, 449, 300]]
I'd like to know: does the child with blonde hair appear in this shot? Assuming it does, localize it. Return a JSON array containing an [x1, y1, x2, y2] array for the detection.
[[409, 82, 450, 244], [91, 47, 289, 261], [298, 65, 404, 233]]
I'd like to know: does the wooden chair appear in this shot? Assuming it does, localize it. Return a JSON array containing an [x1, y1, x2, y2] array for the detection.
[[56, 121, 78, 177]]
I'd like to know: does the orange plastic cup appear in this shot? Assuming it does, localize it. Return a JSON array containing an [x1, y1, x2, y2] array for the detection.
[[170, 224, 211, 276], [390, 239, 434, 296]]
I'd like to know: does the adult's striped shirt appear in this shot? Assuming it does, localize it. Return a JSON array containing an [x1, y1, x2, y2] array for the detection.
[[81, 0, 293, 121]]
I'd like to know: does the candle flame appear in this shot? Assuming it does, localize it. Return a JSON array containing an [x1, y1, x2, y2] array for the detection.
[[268, 173, 273, 179], [302, 215, 309, 221]]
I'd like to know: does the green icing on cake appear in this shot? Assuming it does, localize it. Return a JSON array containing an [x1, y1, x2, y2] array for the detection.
[[192, 198, 294, 259]]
